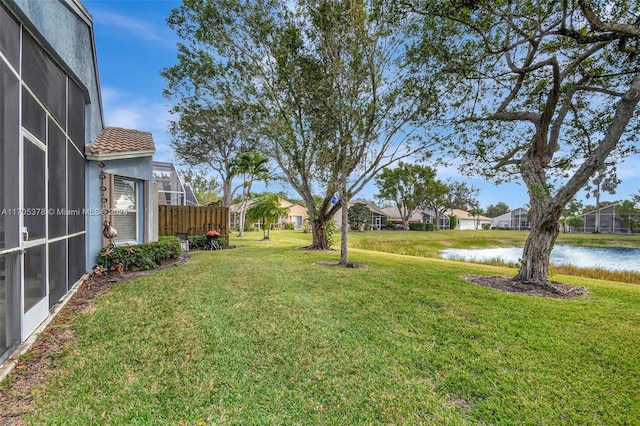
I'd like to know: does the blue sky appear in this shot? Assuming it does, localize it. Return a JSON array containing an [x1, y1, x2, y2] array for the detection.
[[84, 0, 639, 211]]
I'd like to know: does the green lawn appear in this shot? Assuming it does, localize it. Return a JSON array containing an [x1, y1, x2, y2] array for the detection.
[[28, 231, 640, 424]]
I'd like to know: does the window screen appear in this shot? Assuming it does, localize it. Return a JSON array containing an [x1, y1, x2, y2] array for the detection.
[[0, 4, 20, 70], [24, 245, 46, 313], [21, 88, 46, 142], [0, 60, 19, 250], [68, 234, 85, 285], [48, 123, 66, 238], [21, 30, 66, 127], [67, 79, 85, 151], [68, 145, 85, 234], [23, 137, 46, 242], [0, 253, 20, 364], [113, 177, 138, 242], [48, 239, 67, 308]]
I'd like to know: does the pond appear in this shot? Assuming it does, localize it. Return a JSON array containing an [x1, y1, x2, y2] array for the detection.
[[440, 245, 640, 273]]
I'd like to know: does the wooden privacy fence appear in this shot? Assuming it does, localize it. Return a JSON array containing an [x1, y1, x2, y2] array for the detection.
[[158, 205, 229, 237]]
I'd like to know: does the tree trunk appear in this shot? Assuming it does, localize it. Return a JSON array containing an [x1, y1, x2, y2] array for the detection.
[[238, 202, 246, 237], [517, 152, 562, 284], [517, 207, 561, 284], [238, 205, 247, 238], [310, 216, 331, 250], [222, 177, 233, 208], [339, 198, 349, 264]]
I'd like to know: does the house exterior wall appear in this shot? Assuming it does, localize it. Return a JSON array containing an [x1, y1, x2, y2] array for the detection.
[[490, 211, 511, 228], [283, 203, 308, 230], [86, 156, 155, 270], [457, 217, 491, 230], [491, 208, 530, 230]]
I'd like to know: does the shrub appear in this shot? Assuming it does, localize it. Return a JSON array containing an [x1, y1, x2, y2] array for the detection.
[[96, 236, 181, 272], [188, 234, 228, 249], [326, 220, 337, 247], [409, 222, 426, 231], [425, 223, 435, 231], [482, 223, 491, 230], [302, 219, 311, 234], [188, 235, 208, 249], [448, 215, 458, 230]]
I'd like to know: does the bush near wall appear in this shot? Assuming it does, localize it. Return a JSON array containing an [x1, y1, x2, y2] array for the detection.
[[187, 234, 228, 249], [425, 223, 435, 231], [448, 215, 458, 230], [482, 223, 491, 230], [409, 223, 426, 231], [188, 235, 208, 249], [96, 236, 182, 272]]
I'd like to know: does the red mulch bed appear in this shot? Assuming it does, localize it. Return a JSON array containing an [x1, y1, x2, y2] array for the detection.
[[463, 274, 587, 299]]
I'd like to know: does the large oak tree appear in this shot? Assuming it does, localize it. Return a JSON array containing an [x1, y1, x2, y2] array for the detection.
[[164, 0, 431, 256], [404, 0, 640, 284]]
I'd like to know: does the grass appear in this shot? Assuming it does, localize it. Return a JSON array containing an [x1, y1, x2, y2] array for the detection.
[[23, 230, 640, 424]]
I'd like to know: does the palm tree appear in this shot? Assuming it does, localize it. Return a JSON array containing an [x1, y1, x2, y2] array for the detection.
[[230, 151, 271, 237], [246, 193, 288, 240]]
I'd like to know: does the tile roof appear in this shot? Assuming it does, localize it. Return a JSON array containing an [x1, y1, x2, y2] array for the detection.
[[88, 126, 155, 156], [448, 209, 491, 220]]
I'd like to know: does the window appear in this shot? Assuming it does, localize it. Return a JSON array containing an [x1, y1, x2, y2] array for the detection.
[[113, 177, 138, 242], [291, 215, 303, 230]]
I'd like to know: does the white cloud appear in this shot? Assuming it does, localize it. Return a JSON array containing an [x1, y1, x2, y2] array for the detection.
[[101, 87, 175, 163], [89, 7, 176, 48]]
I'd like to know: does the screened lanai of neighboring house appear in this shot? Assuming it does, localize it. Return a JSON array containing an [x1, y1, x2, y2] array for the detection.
[[153, 161, 198, 207]]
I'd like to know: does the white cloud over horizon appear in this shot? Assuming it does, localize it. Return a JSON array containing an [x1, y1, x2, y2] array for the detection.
[[100, 86, 174, 162], [89, 7, 176, 48]]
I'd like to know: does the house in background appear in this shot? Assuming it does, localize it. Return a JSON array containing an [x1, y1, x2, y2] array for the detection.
[[333, 201, 388, 230], [491, 207, 530, 230], [184, 185, 198, 207], [230, 198, 308, 230], [280, 199, 308, 230], [0, 0, 156, 365], [153, 161, 198, 207], [580, 203, 625, 233], [381, 205, 422, 229], [447, 209, 492, 230]]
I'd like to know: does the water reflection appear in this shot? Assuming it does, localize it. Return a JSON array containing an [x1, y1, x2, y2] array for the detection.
[[440, 245, 640, 273]]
